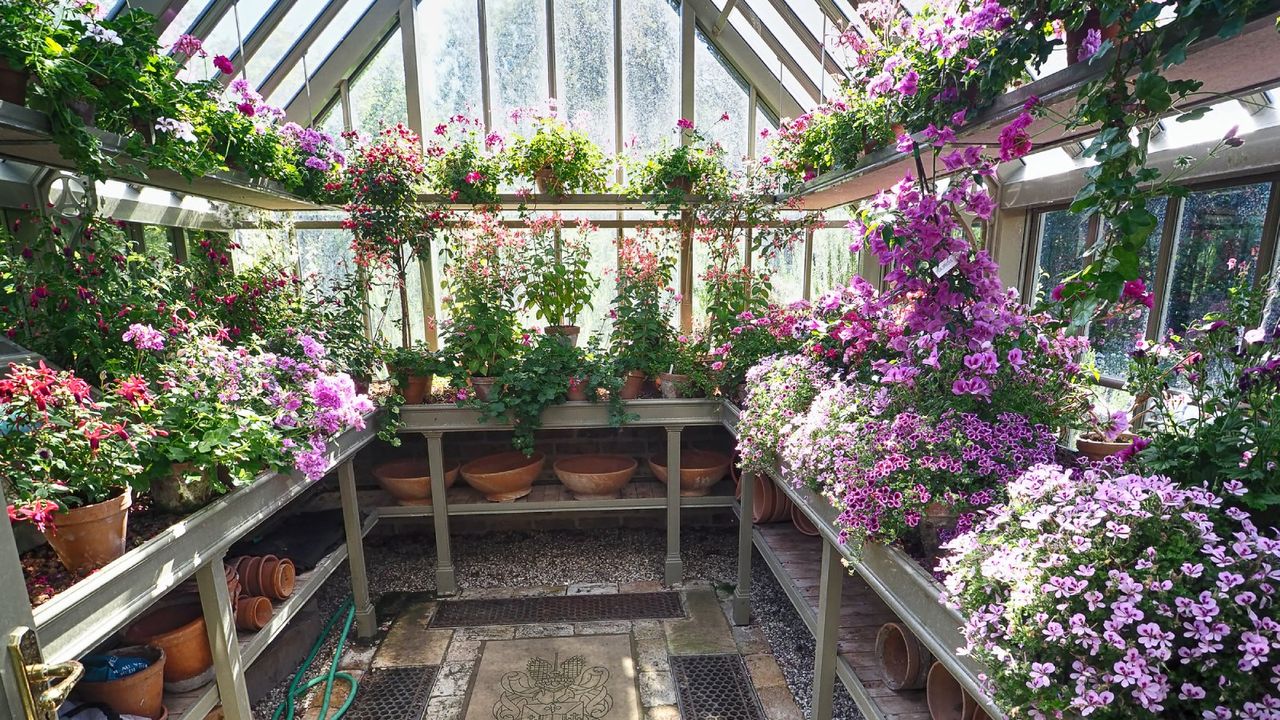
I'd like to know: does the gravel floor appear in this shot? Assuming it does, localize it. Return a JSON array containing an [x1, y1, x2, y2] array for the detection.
[[251, 526, 861, 720]]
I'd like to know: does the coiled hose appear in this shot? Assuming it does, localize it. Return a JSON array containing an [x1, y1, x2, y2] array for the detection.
[[270, 597, 359, 720]]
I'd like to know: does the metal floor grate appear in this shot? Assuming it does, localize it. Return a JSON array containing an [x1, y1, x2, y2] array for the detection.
[[430, 592, 684, 627], [671, 654, 767, 720], [345, 665, 437, 720]]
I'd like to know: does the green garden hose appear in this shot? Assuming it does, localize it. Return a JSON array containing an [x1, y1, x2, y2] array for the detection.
[[271, 597, 359, 720]]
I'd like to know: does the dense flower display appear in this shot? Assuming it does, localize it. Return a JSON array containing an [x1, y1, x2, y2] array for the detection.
[[942, 464, 1280, 719]]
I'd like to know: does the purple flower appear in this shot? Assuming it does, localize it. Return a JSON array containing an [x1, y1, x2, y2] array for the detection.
[[122, 323, 165, 351], [1078, 28, 1103, 62]]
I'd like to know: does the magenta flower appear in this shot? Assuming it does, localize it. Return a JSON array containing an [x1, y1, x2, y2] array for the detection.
[[213, 55, 234, 74], [676, 118, 694, 130], [122, 323, 166, 351]]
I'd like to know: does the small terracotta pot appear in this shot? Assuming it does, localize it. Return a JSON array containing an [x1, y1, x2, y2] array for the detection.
[[470, 376, 499, 401], [236, 596, 273, 631], [461, 451, 545, 502], [42, 488, 132, 573], [75, 644, 166, 719], [658, 372, 691, 399], [545, 325, 580, 347], [241, 556, 264, 596], [619, 370, 646, 400], [876, 622, 932, 691], [0, 58, 30, 105], [1076, 433, 1135, 462], [648, 449, 731, 497], [152, 463, 221, 514], [926, 661, 977, 720], [124, 603, 212, 685], [534, 165, 557, 194], [401, 374, 431, 405], [554, 455, 638, 500], [373, 459, 460, 506], [667, 175, 693, 194], [752, 475, 791, 524], [567, 377, 590, 401], [790, 502, 820, 537]]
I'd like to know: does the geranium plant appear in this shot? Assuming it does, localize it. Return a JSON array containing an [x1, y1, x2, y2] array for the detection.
[[942, 464, 1280, 719], [440, 212, 526, 380], [506, 110, 609, 195], [609, 226, 678, 378], [522, 214, 599, 335], [425, 115, 503, 205], [707, 303, 807, 399], [625, 118, 731, 217]]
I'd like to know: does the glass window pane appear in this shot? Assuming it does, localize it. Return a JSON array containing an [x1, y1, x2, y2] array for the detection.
[[622, 0, 680, 153], [811, 227, 856, 297], [190, 0, 277, 80], [243, 0, 334, 86], [554, 0, 616, 153], [297, 228, 355, 286], [486, 0, 549, 134], [694, 29, 749, 168], [368, 261, 425, 348], [1032, 209, 1091, 302], [1162, 182, 1271, 336], [159, 0, 217, 48], [1090, 198, 1166, 378], [418, 0, 484, 128], [267, 0, 377, 105], [347, 30, 408, 135]]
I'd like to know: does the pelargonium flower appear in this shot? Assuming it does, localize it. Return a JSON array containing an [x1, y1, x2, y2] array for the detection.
[[122, 323, 166, 351]]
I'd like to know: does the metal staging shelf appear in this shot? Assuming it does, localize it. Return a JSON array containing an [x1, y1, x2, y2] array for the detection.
[[0, 101, 323, 212], [789, 12, 1280, 210], [399, 397, 728, 432]]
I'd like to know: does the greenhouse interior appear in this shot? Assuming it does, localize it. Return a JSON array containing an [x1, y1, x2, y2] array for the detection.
[[1, 1, 1279, 719]]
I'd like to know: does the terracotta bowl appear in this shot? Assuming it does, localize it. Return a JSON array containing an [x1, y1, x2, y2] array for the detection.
[[75, 645, 165, 719], [648, 449, 732, 497], [1075, 432, 1136, 462], [373, 459, 460, 505], [554, 455, 638, 500], [460, 451, 545, 502], [123, 603, 212, 685]]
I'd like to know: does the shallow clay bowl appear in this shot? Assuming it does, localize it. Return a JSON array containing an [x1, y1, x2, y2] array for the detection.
[[372, 459, 460, 505], [554, 455, 638, 500], [460, 451, 545, 502], [648, 449, 732, 497]]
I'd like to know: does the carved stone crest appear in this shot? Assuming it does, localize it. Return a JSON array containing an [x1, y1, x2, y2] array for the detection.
[[493, 654, 613, 720]]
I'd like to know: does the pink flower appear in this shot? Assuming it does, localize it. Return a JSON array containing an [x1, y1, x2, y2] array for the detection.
[[1122, 279, 1153, 309], [676, 118, 694, 130], [1077, 27, 1102, 62], [464, 170, 484, 184], [213, 55, 234, 74]]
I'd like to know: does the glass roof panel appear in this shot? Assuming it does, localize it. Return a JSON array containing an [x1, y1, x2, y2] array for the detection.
[[417, 0, 484, 128], [243, 0, 335, 86], [346, 28, 408, 134], [158, 0, 217, 47], [695, 28, 749, 166], [621, 0, 680, 153], [267, 0, 377, 106], [554, 0, 617, 153], [192, 0, 277, 79], [783, 0, 828, 45], [486, 0, 550, 134], [1160, 100, 1256, 148]]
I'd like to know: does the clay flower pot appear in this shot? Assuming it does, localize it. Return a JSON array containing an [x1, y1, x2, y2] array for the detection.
[[750, 475, 791, 524], [534, 165, 557, 194], [920, 501, 957, 561], [1076, 432, 1135, 462], [790, 502, 820, 537], [461, 451, 545, 502], [152, 463, 220, 514], [75, 644, 166, 719], [236, 596, 273, 632], [545, 325, 580, 347], [648, 449, 731, 497], [567, 377, 590, 401], [926, 661, 977, 720], [554, 455, 638, 500], [240, 556, 264, 596], [875, 622, 932, 691], [469, 376, 499, 401], [667, 175, 693, 194], [400, 374, 432, 405], [658, 372, 691, 399], [373, 459, 460, 505], [43, 488, 132, 573], [124, 603, 213, 688], [259, 555, 296, 600], [0, 58, 30, 105], [619, 370, 646, 400]]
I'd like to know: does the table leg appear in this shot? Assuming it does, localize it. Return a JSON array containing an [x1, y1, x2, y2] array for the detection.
[[732, 469, 754, 625], [664, 426, 683, 586], [812, 539, 842, 720], [339, 460, 376, 637], [197, 557, 252, 720], [426, 432, 457, 595]]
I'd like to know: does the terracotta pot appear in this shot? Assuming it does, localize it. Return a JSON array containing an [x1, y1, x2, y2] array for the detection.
[[876, 622, 932, 691], [567, 377, 590, 401], [470, 376, 499, 401], [1076, 433, 1135, 462], [42, 489, 132, 573], [236, 596, 273, 631], [373, 459, 460, 506], [0, 58, 29, 105], [534, 165, 557, 194], [750, 474, 773, 524], [1066, 9, 1120, 65], [926, 661, 977, 720], [152, 463, 221, 514], [667, 175, 693, 194], [619, 370, 646, 400], [790, 502, 820, 537], [124, 603, 212, 685], [648, 449, 731, 497], [259, 555, 293, 600], [75, 644, 166, 719], [241, 556, 264, 596], [658, 372, 691, 399], [461, 451, 545, 502], [401, 374, 431, 405], [546, 325, 580, 347], [554, 455, 638, 500]]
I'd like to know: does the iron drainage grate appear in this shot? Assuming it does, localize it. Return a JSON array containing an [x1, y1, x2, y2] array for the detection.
[[671, 654, 767, 720], [345, 664, 438, 720], [430, 592, 685, 627]]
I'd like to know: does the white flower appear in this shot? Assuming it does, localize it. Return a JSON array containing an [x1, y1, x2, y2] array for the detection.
[[155, 117, 197, 143], [84, 23, 122, 45]]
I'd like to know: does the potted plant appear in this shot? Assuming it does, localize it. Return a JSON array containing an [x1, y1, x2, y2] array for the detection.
[[706, 305, 805, 403], [523, 214, 600, 346], [1075, 402, 1135, 461], [656, 336, 714, 399], [0, 362, 148, 572], [624, 117, 731, 217], [383, 343, 440, 405], [505, 111, 609, 195], [424, 115, 503, 205], [609, 228, 678, 398]]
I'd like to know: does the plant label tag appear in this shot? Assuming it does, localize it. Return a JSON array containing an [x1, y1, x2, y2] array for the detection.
[[933, 254, 959, 278]]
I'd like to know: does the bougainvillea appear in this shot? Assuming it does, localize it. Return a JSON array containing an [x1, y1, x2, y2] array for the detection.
[[942, 464, 1280, 719]]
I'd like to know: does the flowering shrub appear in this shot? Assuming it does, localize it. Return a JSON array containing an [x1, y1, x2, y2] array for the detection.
[[440, 212, 528, 379], [425, 115, 504, 205], [941, 464, 1280, 719], [624, 118, 731, 217], [0, 362, 147, 525], [770, 90, 893, 186], [736, 354, 833, 474], [609, 227, 678, 376], [505, 110, 609, 195]]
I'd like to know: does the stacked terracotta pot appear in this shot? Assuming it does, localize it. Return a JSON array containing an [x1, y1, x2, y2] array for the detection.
[[230, 554, 296, 631], [874, 621, 991, 720]]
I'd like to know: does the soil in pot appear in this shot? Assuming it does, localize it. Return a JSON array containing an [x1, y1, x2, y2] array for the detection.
[[1076, 432, 1135, 462], [554, 455, 638, 500], [926, 661, 976, 720], [875, 622, 931, 691], [619, 370, 646, 400], [658, 372, 691, 399], [75, 644, 166, 719], [470, 376, 499, 401], [152, 464, 221, 514], [42, 488, 132, 573], [123, 603, 213, 686], [373, 458, 460, 505], [461, 451, 545, 502], [648, 449, 731, 497], [545, 325, 580, 346]]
